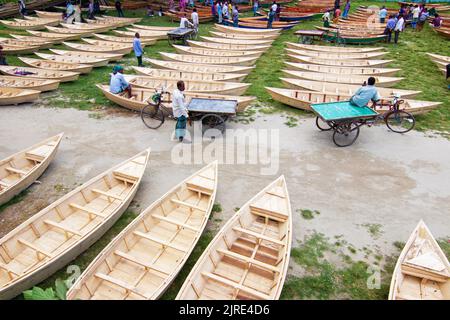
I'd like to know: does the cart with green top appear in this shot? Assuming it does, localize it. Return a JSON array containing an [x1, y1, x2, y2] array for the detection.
[[311, 99, 415, 147]]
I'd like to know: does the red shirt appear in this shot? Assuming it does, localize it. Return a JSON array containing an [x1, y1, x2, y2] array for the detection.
[[335, 8, 341, 17]]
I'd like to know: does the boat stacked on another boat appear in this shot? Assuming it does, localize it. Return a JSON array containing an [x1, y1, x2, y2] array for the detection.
[[0, 76, 60, 92], [0, 65, 80, 83], [0, 17, 59, 30], [63, 41, 133, 55]]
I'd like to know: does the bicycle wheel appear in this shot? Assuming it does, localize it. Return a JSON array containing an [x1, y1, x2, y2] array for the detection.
[[332, 122, 360, 147], [315, 117, 332, 131], [385, 110, 415, 133], [141, 103, 165, 129]]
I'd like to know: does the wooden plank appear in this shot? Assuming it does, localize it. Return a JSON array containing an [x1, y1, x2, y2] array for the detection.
[[94, 272, 150, 299], [43, 219, 82, 236], [17, 238, 52, 257], [233, 226, 284, 245], [217, 248, 280, 273], [0, 180, 10, 188], [92, 188, 124, 201], [201, 272, 271, 300], [5, 167, 28, 175], [0, 262, 19, 277], [152, 214, 200, 232], [69, 203, 108, 219], [114, 250, 170, 275], [170, 199, 206, 212], [133, 231, 187, 252]]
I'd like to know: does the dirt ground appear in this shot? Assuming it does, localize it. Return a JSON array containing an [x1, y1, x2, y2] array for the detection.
[[1, 104, 449, 266]]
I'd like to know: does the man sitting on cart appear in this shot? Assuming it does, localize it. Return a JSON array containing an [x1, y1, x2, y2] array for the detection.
[[350, 77, 381, 108]]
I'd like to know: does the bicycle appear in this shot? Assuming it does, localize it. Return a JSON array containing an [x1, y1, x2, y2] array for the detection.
[[140, 88, 174, 129]]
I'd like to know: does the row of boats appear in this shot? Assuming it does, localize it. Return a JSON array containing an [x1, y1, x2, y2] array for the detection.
[[0, 133, 448, 300]]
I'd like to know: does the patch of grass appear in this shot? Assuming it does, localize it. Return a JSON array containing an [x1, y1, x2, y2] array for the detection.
[[393, 241, 405, 251], [297, 209, 320, 220], [361, 223, 384, 239], [438, 238, 450, 260], [0, 190, 29, 214], [212, 203, 222, 213], [234, 207, 240, 212], [53, 184, 67, 193]]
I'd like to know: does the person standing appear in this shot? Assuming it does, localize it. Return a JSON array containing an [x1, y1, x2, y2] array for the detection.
[[379, 6, 387, 23], [172, 81, 189, 142], [222, 2, 229, 21], [115, 0, 124, 17], [180, 13, 193, 28], [168, 0, 175, 10], [232, 5, 239, 28], [342, 0, 350, 20], [18, 0, 26, 17], [271, 2, 277, 21], [394, 14, 404, 44], [275, 3, 281, 22], [411, 5, 420, 30], [267, 8, 275, 29], [384, 15, 396, 43], [333, 6, 341, 24], [191, 8, 199, 31], [217, 2, 222, 24], [133, 33, 144, 67], [322, 9, 331, 28], [66, 1, 75, 24], [74, 3, 81, 23], [88, 0, 95, 19], [0, 45, 7, 66], [93, 0, 100, 15], [417, 8, 428, 32], [253, 0, 258, 17], [211, 1, 216, 20]]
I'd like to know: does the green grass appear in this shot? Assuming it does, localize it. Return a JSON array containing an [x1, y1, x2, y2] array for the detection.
[[361, 223, 384, 239], [0, 189, 29, 214], [297, 208, 320, 220]]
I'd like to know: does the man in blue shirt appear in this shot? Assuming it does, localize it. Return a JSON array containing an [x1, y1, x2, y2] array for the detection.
[[133, 33, 144, 67], [350, 77, 381, 108], [109, 65, 134, 98], [384, 15, 396, 43]]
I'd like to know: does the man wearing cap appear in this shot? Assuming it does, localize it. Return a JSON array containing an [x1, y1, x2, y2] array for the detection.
[[109, 65, 134, 98]]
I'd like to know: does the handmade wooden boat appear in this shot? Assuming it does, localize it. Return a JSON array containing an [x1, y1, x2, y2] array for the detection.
[[389, 220, 450, 300], [201, 35, 273, 46], [0, 133, 63, 206], [113, 30, 167, 40], [0, 76, 60, 92], [63, 42, 132, 55], [9, 35, 55, 47], [147, 58, 254, 74], [82, 38, 139, 50], [97, 84, 254, 113], [130, 24, 176, 31], [322, 33, 387, 44], [0, 87, 40, 106], [433, 28, 450, 39], [46, 26, 93, 35], [0, 66, 80, 83], [230, 21, 297, 30], [123, 75, 250, 96], [35, 52, 109, 68], [93, 34, 157, 46], [66, 162, 218, 300], [176, 175, 291, 300], [285, 48, 386, 60], [426, 53, 450, 64], [60, 22, 113, 33], [100, 16, 142, 24], [186, 40, 270, 52], [0, 44, 41, 55], [284, 62, 401, 76], [132, 67, 247, 82], [160, 52, 257, 67], [0, 18, 59, 30], [18, 57, 93, 75], [35, 11, 64, 19], [317, 26, 384, 36], [282, 70, 403, 87], [266, 87, 441, 114], [49, 49, 123, 62], [0, 37, 52, 49], [172, 45, 263, 59], [285, 42, 384, 53], [26, 30, 80, 41], [214, 24, 280, 35], [209, 31, 277, 41], [0, 149, 149, 300], [287, 55, 393, 67], [279, 78, 421, 98], [124, 28, 169, 39]]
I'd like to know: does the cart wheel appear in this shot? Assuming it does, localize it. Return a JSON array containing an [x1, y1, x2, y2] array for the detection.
[[385, 110, 415, 133], [332, 122, 360, 147], [201, 114, 225, 138], [315, 117, 332, 131], [168, 36, 174, 46]]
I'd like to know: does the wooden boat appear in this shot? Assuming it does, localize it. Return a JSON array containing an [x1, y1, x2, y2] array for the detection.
[[26, 30, 80, 41], [230, 21, 297, 31], [0, 66, 80, 83], [35, 52, 109, 68], [285, 48, 386, 60], [97, 84, 255, 113], [0, 37, 52, 49], [18, 57, 93, 75], [282, 70, 403, 87], [172, 45, 263, 59], [93, 34, 157, 46], [389, 220, 450, 300], [284, 62, 401, 76], [287, 55, 393, 67], [0, 87, 40, 106], [280, 78, 420, 98], [317, 26, 384, 36], [214, 24, 280, 35], [9, 35, 56, 47], [322, 33, 387, 44], [63, 42, 133, 55], [201, 36, 273, 46], [130, 24, 176, 31], [147, 58, 254, 74], [82, 38, 139, 50], [35, 10, 64, 19], [0, 18, 59, 30], [66, 162, 218, 300], [176, 175, 292, 300], [433, 28, 450, 40], [132, 67, 247, 82], [209, 31, 277, 41], [285, 42, 384, 53], [113, 30, 167, 40], [426, 53, 450, 64], [0, 76, 60, 92], [124, 28, 169, 39], [186, 40, 270, 52], [59, 22, 114, 33], [266, 87, 441, 114], [46, 26, 93, 35], [123, 75, 250, 96], [0, 133, 63, 206], [49, 49, 124, 62], [100, 16, 142, 24], [160, 52, 258, 67], [0, 149, 149, 300], [0, 44, 41, 55]]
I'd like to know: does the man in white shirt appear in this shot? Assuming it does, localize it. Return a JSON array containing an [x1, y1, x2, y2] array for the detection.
[[179, 13, 194, 29], [222, 2, 229, 20], [411, 5, 420, 30], [394, 14, 404, 44], [191, 8, 199, 31], [172, 81, 189, 142], [271, 1, 277, 13]]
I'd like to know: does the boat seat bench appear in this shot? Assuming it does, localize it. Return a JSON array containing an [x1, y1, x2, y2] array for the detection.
[[216, 248, 280, 273], [133, 230, 187, 252], [5, 167, 29, 176], [69, 203, 108, 219], [151, 214, 200, 232], [232, 226, 284, 246], [43, 219, 82, 237], [170, 198, 207, 212], [113, 250, 170, 276], [94, 272, 151, 299], [92, 188, 125, 201]]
